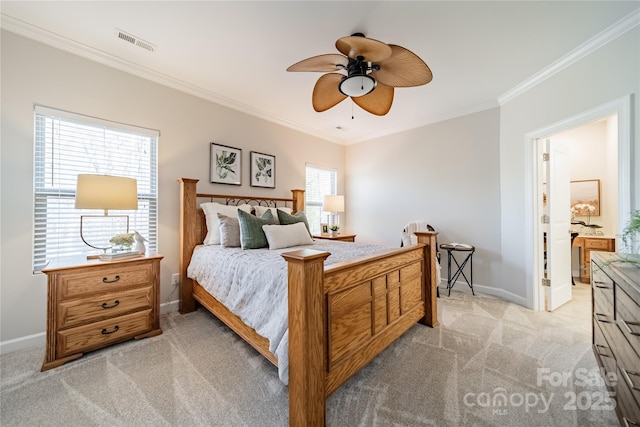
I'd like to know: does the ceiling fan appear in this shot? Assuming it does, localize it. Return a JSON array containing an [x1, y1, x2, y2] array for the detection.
[[286, 33, 432, 116]]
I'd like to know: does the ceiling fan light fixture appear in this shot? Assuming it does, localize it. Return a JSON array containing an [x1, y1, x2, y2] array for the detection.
[[339, 74, 376, 97]]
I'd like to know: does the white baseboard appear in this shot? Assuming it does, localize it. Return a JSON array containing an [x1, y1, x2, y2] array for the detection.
[[438, 280, 529, 307], [0, 332, 45, 355], [160, 299, 180, 314]]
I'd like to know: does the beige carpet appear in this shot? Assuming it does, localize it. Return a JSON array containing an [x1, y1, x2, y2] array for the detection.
[[1, 288, 619, 426]]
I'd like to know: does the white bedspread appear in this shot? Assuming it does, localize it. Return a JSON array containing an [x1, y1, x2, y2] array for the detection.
[[186, 240, 394, 384]]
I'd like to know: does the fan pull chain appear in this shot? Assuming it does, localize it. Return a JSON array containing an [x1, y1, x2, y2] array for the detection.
[[352, 100, 354, 120]]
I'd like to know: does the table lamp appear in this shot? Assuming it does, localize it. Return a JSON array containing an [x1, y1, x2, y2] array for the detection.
[[75, 174, 138, 251], [323, 195, 344, 230]]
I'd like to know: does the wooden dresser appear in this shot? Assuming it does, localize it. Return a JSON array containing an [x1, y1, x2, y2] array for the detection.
[[575, 235, 616, 282], [41, 252, 163, 371], [591, 252, 640, 425]]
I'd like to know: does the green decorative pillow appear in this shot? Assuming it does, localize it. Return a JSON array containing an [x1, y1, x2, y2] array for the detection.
[[238, 209, 277, 249], [277, 209, 311, 235]]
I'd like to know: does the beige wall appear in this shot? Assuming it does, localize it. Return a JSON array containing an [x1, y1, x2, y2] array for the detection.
[[346, 108, 503, 295], [0, 31, 345, 350]]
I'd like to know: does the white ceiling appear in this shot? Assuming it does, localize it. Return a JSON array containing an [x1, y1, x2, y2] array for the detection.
[[1, 1, 638, 144]]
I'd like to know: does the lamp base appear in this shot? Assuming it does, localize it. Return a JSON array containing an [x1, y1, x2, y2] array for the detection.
[[80, 214, 130, 251], [328, 213, 340, 230]]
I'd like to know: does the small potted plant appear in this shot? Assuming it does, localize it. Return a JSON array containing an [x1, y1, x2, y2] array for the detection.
[[329, 224, 340, 237], [109, 233, 134, 253]]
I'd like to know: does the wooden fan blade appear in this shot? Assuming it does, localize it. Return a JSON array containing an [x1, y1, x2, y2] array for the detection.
[[287, 54, 349, 72], [352, 83, 394, 116], [312, 73, 348, 112], [372, 45, 433, 87], [335, 36, 392, 62]]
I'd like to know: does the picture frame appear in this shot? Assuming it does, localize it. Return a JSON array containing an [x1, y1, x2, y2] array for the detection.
[[570, 179, 600, 216], [250, 151, 275, 188], [210, 143, 241, 185], [321, 223, 329, 234]]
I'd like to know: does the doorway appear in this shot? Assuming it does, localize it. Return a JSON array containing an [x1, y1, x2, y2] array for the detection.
[[540, 118, 617, 312], [526, 95, 632, 312]]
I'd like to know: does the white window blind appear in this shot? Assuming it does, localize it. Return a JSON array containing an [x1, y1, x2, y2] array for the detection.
[[305, 164, 337, 235], [33, 106, 158, 272]]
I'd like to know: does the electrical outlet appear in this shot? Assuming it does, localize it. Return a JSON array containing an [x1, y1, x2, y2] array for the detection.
[[171, 273, 180, 286]]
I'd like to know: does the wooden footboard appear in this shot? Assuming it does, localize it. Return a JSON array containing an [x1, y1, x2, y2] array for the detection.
[[178, 178, 438, 427], [283, 232, 437, 426]]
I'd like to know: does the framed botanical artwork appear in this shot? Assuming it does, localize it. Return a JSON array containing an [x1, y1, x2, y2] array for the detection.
[[570, 179, 600, 216], [250, 151, 275, 188], [210, 143, 241, 185]]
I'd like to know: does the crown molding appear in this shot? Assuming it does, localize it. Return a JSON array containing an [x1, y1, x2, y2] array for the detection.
[[0, 14, 343, 144], [498, 9, 640, 105]]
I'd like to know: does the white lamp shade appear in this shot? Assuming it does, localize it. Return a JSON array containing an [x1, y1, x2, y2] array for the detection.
[[75, 174, 138, 211], [323, 195, 344, 212]]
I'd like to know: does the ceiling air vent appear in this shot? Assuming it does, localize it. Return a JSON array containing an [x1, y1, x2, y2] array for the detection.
[[116, 29, 155, 52]]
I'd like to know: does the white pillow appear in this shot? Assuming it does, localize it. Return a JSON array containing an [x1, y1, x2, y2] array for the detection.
[[201, 202, 252, 245], [262, 222, 314, 250], [254, 206, 292, 223]]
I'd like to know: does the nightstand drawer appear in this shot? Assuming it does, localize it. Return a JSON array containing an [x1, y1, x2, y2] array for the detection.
[[57, 309, 152, 357], [58, 286, 153, 329], [585, 238, 612, 250], [59, 263, 153, 299]]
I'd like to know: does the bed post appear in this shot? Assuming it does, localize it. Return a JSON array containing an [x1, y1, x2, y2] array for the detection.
[[178, 178, 199, 313], [281, 249, 331, 427], [415, 231, 439, 327], [291, 189, 305, 213]]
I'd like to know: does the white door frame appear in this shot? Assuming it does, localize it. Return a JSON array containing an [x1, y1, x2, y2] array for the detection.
[[524, 95, 632, 311]]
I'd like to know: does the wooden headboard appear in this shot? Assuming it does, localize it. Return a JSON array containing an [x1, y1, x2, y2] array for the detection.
[[193, 192, 304, 245], [177, 178, 305, 312]]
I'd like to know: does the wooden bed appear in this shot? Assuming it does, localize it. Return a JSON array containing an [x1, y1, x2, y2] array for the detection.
[[178, 178, 439, 426]]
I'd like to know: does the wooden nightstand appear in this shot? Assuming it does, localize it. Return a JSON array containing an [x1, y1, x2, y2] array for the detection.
[[41, 252, 163, 371], [313, 233, 356, 242], [573, 236, 615, 282]]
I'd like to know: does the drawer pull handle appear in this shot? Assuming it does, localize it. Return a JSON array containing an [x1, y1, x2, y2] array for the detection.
[[101, 325, 119, 335], [102, 275, 121, 284], [621, 319, 640, 336], [624, 418, 640, 427], [101, 300, 120, 309], [594, 313, 610, 323], [593, 281, 610, 289], [622, 369, 640, 391]]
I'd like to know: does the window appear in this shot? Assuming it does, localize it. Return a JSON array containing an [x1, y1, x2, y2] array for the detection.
[[305, 164, 337, 235], [33, 106, 158, 272]]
